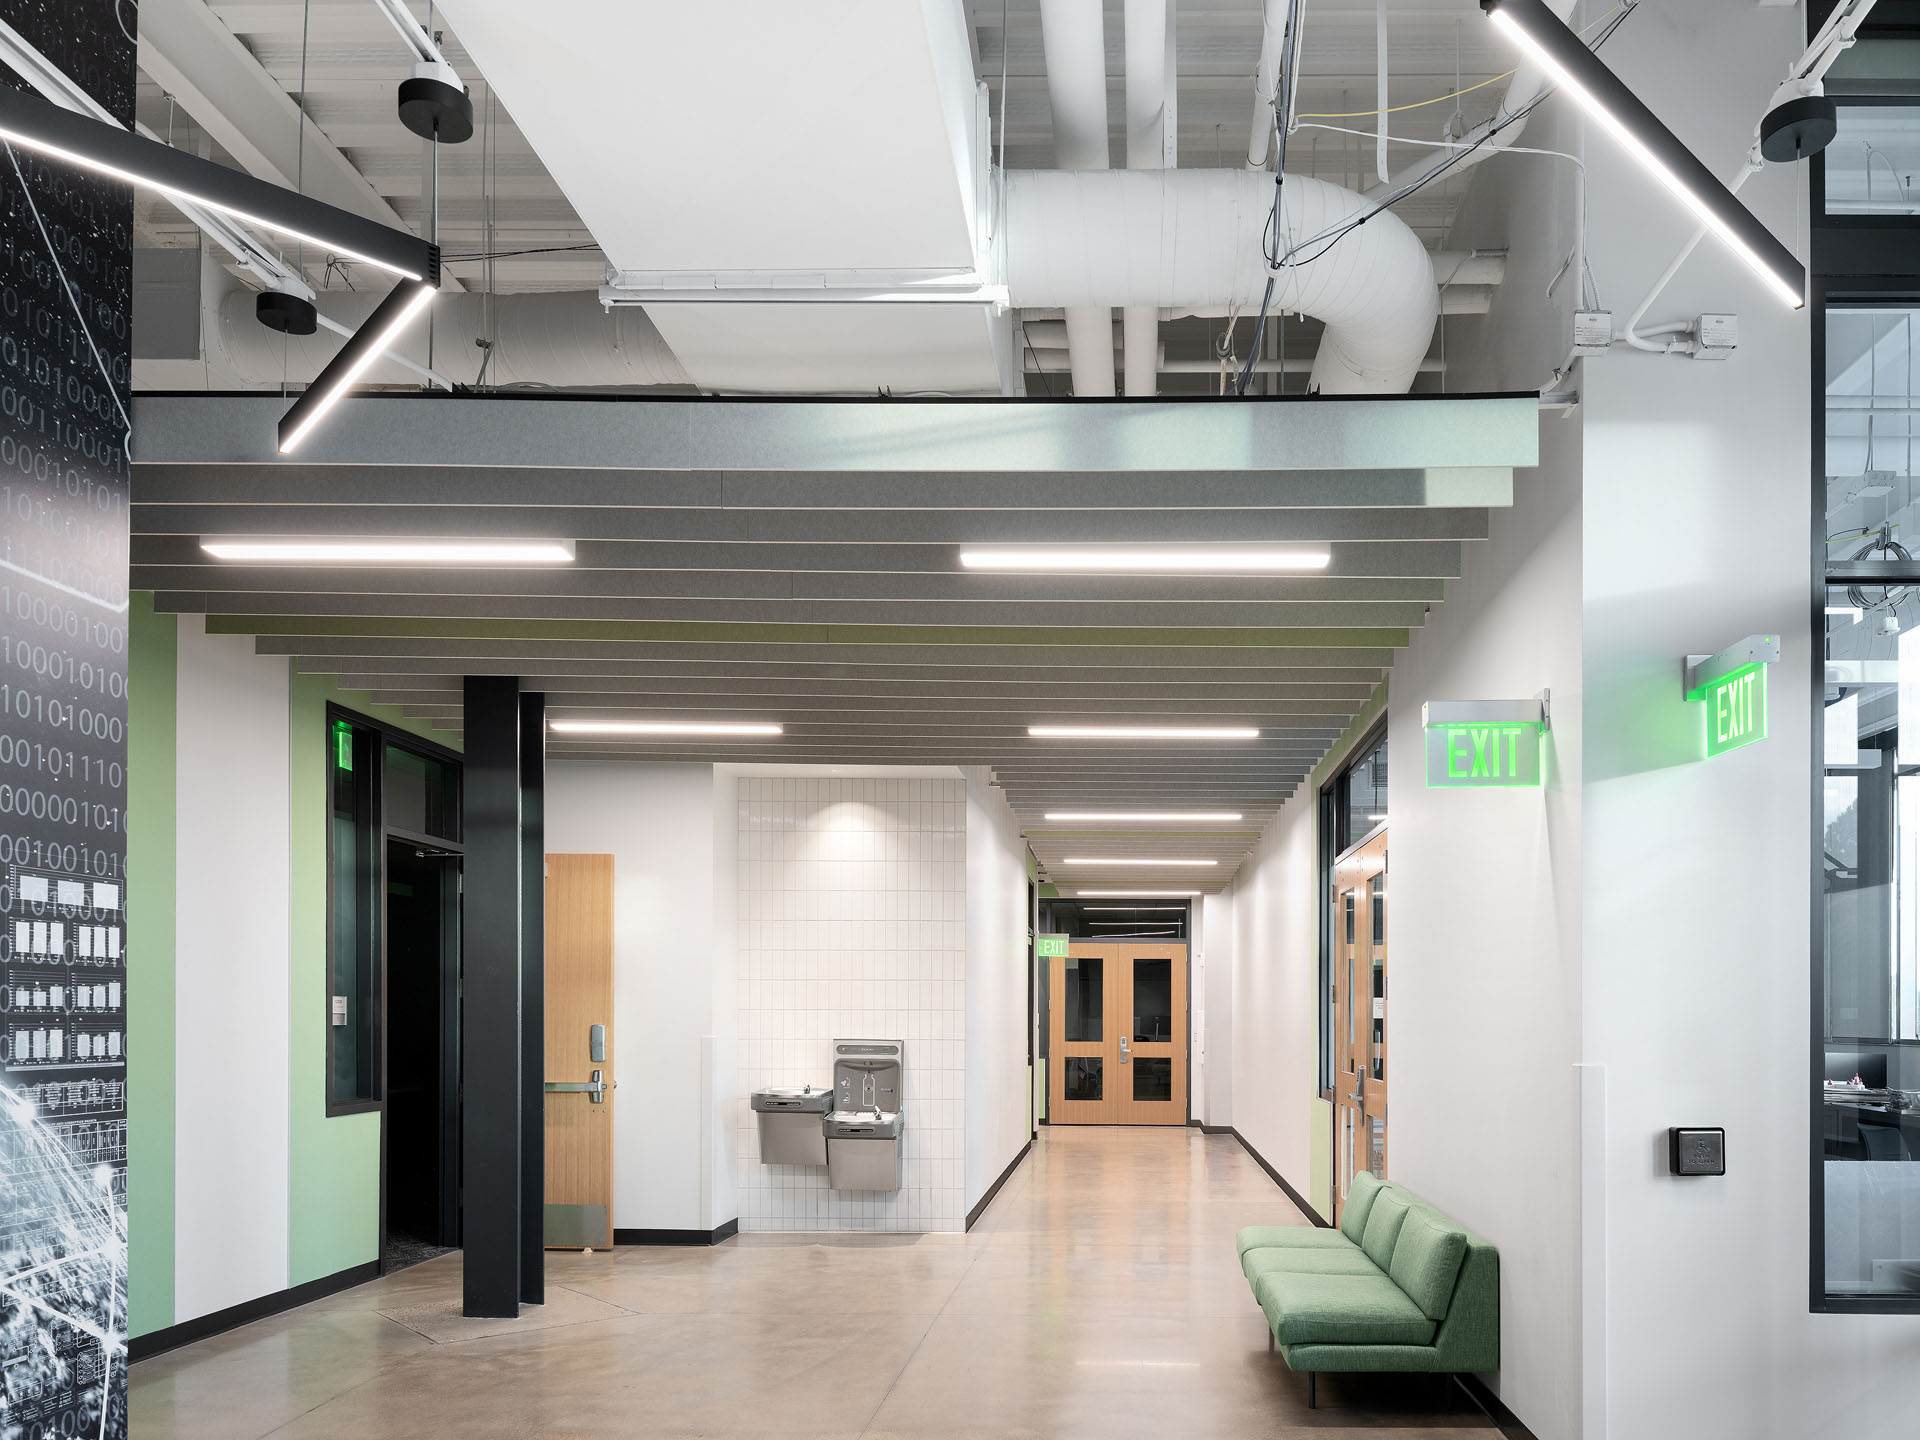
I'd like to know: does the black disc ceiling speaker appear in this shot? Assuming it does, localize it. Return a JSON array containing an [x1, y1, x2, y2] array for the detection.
[[1760, 94, 1838, 163], [398, 75, 474, 143], [255, 289, 318, 335]]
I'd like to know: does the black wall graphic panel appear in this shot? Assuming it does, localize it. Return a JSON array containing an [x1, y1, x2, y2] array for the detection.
[[1, 4, 135, 1438]]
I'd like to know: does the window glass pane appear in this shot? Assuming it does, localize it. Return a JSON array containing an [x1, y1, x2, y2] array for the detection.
[[1064, 955, 1103, 1042], [329, 721, 379, 1106], [1132, 957, 1172, 1041], [1822, 572, 1920, 1297], [1823, 108, 1920, 215], [1827, 43, 1920, 97], [1826, 308, 1918, 532], [1342, 733, 1390, 844], [1063, 1056, 1103, 1101], [1133, 1056, 1172, 1103], [386, 743, 459, 840]]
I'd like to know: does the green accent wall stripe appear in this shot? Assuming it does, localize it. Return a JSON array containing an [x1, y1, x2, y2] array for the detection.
[[203, 615, 1411, 650], [127, 595, 177, 1339]]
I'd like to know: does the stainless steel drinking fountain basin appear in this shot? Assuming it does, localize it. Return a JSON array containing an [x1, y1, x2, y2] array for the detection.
[[750, 1083, 832, 1166]]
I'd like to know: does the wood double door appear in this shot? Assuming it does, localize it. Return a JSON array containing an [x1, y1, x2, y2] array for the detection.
[[1331, 830, 1389, 1226], [1048, 941, 1188, 1124]]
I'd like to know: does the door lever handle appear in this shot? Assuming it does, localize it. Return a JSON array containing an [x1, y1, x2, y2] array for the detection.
[[1119, 1037, 1132, 1063], [544, 1069, 615, 1104]]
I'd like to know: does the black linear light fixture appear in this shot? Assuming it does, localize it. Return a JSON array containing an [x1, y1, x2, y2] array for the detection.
[[1481, 0, 1806, 310], [0, 85, 440, 450]]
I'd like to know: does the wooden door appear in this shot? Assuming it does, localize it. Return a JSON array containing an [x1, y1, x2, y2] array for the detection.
[[1331, 831, 1389, 1225], [1047, 941, 1188, 1125], [544, 853, 614, 1248]]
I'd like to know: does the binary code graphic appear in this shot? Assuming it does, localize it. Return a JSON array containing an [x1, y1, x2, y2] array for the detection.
[[0, 3, 134, 1438]]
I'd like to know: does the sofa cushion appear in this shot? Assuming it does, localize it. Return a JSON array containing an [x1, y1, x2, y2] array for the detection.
[[1257, 1270, 1438, 1348], [1339, 1171, 1385, 1244], [1360, 1188, 1413, 1270], [1388, 1207, 1470, 1321], [1245, 1245, 1383, 1283], [1236, 1225, 1352, 1261]]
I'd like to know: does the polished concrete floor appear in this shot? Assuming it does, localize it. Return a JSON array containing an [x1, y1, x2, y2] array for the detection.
[[130, 1128, 1495, 1438]]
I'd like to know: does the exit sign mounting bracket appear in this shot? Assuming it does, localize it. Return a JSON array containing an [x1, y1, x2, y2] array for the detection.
[[1683, 635, 1781, 700]]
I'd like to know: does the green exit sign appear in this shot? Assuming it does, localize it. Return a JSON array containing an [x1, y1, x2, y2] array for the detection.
[[1424, 724, 1543, 788], [1036, 935, 1069, 957], [1697, 662, 1767, 757]]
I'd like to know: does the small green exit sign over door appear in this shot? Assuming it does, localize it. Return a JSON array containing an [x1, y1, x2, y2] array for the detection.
[[1036, 935, 1069, 957]]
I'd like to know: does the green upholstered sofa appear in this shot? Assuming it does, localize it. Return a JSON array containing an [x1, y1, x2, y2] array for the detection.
[[1235, 1173, 1499, 1408]]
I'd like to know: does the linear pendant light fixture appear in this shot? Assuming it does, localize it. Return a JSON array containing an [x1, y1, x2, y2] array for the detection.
[[0, 86, 440, 449], [201, 537, 575, 564], [960, 549, 1332, 572], [1481, 0, 1805, 309], [1076, 889, 1203, 898]]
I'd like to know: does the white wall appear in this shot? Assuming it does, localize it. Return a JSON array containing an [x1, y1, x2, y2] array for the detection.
[[1199, 890, 1235, 1128], [963, 768, 1029, 1213], [734, 775, 967, 1231], [1576, 4, 1920, 1434], [1386, 411, 1585, 1438], [1229, 784, 1319, 1195], [173, 616, 290, 1322], [544, 761, 716, 1233]]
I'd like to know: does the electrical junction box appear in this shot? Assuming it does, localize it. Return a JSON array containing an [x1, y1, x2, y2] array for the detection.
[[1668, 1127, 1726, 1176], [1693, 313, 1738, 359], [1572, 310, 1614, 356]]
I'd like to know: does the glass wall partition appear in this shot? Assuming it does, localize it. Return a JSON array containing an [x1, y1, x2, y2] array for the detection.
[[1815, 36, 1920, 1309]]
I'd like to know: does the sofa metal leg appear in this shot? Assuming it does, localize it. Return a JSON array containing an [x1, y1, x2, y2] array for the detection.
[[1267, 1329, 1274, 1354], [1307, 1373, 1316, 1410]]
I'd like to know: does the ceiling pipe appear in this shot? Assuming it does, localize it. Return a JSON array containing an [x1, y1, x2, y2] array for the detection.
[[1123, 0, 1174, 397], [1365, 0, 1580, 201], [1006, 168, 1438, 394], [1037, 0, 1116, 396], [211, 288, 691, 389], [1247, 0, 1295, 167]]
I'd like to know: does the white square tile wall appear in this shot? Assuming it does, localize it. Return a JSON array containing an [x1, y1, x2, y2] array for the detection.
[[735, 777, 967, 1232]]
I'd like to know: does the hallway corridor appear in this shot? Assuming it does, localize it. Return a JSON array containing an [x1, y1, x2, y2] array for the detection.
[[130, 1130, 1493, 1438]]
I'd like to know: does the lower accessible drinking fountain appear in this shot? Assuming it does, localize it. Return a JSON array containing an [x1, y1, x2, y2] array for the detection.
[[825, 1038, 904, 1192], [749, 1083, 832, 1165]]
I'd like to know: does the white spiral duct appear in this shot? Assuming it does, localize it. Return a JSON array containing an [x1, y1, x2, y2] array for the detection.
[[212, 289, 692, 389], [1006, 168, 1438, 394]]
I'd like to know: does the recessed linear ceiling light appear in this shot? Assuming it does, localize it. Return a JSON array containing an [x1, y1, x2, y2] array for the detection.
[[1076, 889, 1202, 898], [1081, 906, 1187, 912], [1062, 858, 1219, 867], [1029, 726, 1260, 740], [1482, 0, 1805, 309], [201, 537, 576, 564], [959, 548, 1331, 572], [1043, 811, 1244, 822], [549, 721, 783, 736]]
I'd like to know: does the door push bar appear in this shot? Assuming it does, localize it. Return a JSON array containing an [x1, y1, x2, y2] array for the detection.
[[544, 1069, 613, 1103]]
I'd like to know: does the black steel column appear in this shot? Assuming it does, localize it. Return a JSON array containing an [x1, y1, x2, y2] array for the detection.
[[462, 677, 522, 1317], [518, 692, 547, 1305]]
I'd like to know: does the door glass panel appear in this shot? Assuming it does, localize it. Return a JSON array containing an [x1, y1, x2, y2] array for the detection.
[[1134, 1056, 1172, 1102], [1063, 1056, 1103, 1101], [1132, 957, 1172, 1041], [1822, 574, 1920, 1296], [1370, 874, 1386, 1082], [1064, 956, 1103, 1042], [385, 743, 460, 841], [1368, 1117, 1386, 1180]]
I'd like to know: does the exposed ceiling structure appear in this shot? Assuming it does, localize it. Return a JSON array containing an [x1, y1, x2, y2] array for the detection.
[[130, 392, 1535, 893], [128, 0, 1526, 397]]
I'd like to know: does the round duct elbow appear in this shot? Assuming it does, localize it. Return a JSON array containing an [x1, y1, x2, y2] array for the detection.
[[1005, 169, 1438, 394], [213, 289, 692, 390]]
